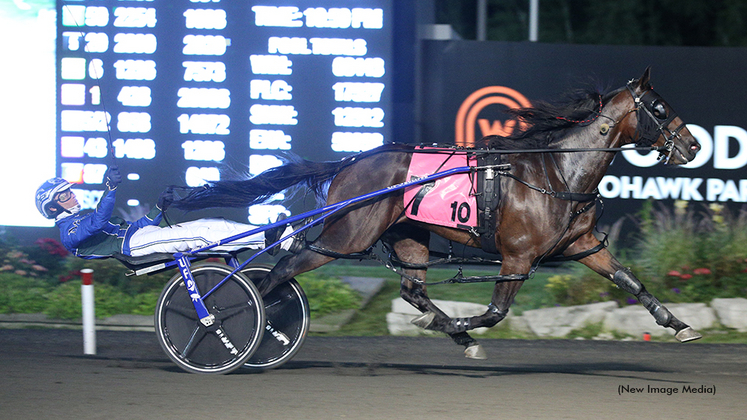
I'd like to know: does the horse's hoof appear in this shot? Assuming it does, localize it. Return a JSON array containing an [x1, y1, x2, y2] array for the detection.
[[464, 344, 487, 360], [411, 312, 436, 329], [675, 327, 702, 342]]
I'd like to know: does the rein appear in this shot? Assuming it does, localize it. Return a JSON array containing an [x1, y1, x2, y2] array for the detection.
[[408, 144, 670, 156]]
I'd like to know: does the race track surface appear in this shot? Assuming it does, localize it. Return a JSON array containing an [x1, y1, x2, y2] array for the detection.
[[1, 329, 746, 419]]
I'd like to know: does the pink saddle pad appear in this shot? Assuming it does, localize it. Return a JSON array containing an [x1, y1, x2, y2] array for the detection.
[[404, 149, 477, 229]]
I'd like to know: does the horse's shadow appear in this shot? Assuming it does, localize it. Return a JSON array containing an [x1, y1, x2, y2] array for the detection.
[[234, 360, 686, 383], [69, 353, 687, 382]]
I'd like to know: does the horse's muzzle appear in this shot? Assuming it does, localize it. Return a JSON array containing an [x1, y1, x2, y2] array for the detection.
[[683, 138, 701, 162], [669, 135, 700, 164]]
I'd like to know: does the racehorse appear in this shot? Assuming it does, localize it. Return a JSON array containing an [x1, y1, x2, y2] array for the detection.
[[174, 68, 702, 358]]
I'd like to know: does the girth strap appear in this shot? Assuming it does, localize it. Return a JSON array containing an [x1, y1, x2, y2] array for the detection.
[[475, 153, 503, 254]]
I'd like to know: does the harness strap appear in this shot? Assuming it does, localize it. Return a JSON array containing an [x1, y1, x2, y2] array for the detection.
[[475, 154, 503, 254], [389, 252, 501, 270], [501, 172, 598, 202], [306, 244, 376, 260], [554, 191, 598, 202], [549, 241, 606, 262]]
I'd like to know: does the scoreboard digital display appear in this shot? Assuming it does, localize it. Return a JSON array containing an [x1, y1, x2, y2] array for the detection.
[[56, 0, 393, 225]]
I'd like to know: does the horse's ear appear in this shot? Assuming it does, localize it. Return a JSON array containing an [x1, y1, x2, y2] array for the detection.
[[636, 67, 652, 89]]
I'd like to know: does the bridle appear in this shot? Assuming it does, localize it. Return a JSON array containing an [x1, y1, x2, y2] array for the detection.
[[543, 79, 687, 163], [624, 80, 687, 163]]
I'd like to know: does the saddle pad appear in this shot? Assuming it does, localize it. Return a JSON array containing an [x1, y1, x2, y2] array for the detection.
[[404, 149, 477, 229]]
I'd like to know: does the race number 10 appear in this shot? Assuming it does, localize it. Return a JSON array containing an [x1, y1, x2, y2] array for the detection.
[[450, 201, 471, 223]]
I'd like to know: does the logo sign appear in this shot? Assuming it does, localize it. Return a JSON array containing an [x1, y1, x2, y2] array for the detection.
[[455, 86, 531, 147]]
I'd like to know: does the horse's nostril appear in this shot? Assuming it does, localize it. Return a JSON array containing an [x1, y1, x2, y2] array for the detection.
[[690, 144, 701, 152]]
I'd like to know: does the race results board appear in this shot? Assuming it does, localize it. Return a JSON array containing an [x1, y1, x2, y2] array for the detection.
[[57, 0, 393, 224]]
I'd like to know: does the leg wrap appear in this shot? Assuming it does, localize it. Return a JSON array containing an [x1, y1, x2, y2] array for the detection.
[[612, 269, 643, 295], [446, 304, 509, 334], [638, 291, 672, 327], [448, 318, 471, 333], [613, 269, 671, 327], [451, 332, 476, 347], [483, 303, 509, 328]]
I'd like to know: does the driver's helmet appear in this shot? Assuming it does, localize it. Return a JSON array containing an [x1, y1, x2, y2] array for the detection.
[[35, 178, 73, 219]]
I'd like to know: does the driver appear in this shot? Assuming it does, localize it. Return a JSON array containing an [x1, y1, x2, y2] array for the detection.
[[35, 166, 301, 258]]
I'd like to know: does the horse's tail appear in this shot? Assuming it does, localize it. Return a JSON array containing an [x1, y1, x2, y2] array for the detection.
[[171, 155, 356, 211]]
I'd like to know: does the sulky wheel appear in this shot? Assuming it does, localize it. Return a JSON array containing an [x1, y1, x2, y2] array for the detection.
[[155, 263, 265, 374], [240, 264, 310, 370]]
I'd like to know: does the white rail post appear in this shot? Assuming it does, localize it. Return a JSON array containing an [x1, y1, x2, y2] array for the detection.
[[80, 268, 96, 355], [529, 0, 539, 42]]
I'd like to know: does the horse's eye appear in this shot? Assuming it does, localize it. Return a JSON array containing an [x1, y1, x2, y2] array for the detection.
[[652, 101, 668, 119]]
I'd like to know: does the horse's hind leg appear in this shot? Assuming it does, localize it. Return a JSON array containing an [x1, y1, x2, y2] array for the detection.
[[570, 239, 702, 342], [255, 247, 335, 296], [384, 225, 486, 359], [257, 192, 405, 296]]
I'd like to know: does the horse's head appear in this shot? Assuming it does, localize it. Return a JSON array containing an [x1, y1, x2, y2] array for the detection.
[[622, 67, 701, 164]]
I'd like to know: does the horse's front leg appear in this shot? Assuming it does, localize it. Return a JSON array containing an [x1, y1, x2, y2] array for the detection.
[[569, 238, 702, 342]]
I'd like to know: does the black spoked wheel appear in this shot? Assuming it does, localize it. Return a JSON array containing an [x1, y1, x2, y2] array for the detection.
[[155, 263, 265, 374], [241, 264, 310, 370]]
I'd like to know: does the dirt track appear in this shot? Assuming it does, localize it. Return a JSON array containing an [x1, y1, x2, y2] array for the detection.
[[1, 329, 746, 419]]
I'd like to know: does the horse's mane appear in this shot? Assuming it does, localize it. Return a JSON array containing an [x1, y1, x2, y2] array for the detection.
[[484, 85, 625, 150]]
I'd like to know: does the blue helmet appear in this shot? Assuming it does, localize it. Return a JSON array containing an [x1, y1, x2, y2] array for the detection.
[[35, 178, 73, 219]]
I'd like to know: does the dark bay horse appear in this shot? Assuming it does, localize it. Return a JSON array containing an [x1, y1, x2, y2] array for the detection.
[[174, 69, 702, 358]]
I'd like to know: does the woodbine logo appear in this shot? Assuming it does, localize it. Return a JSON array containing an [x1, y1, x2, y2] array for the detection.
[[603, 124, 747, 203], [455, 86, 531, 147]]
